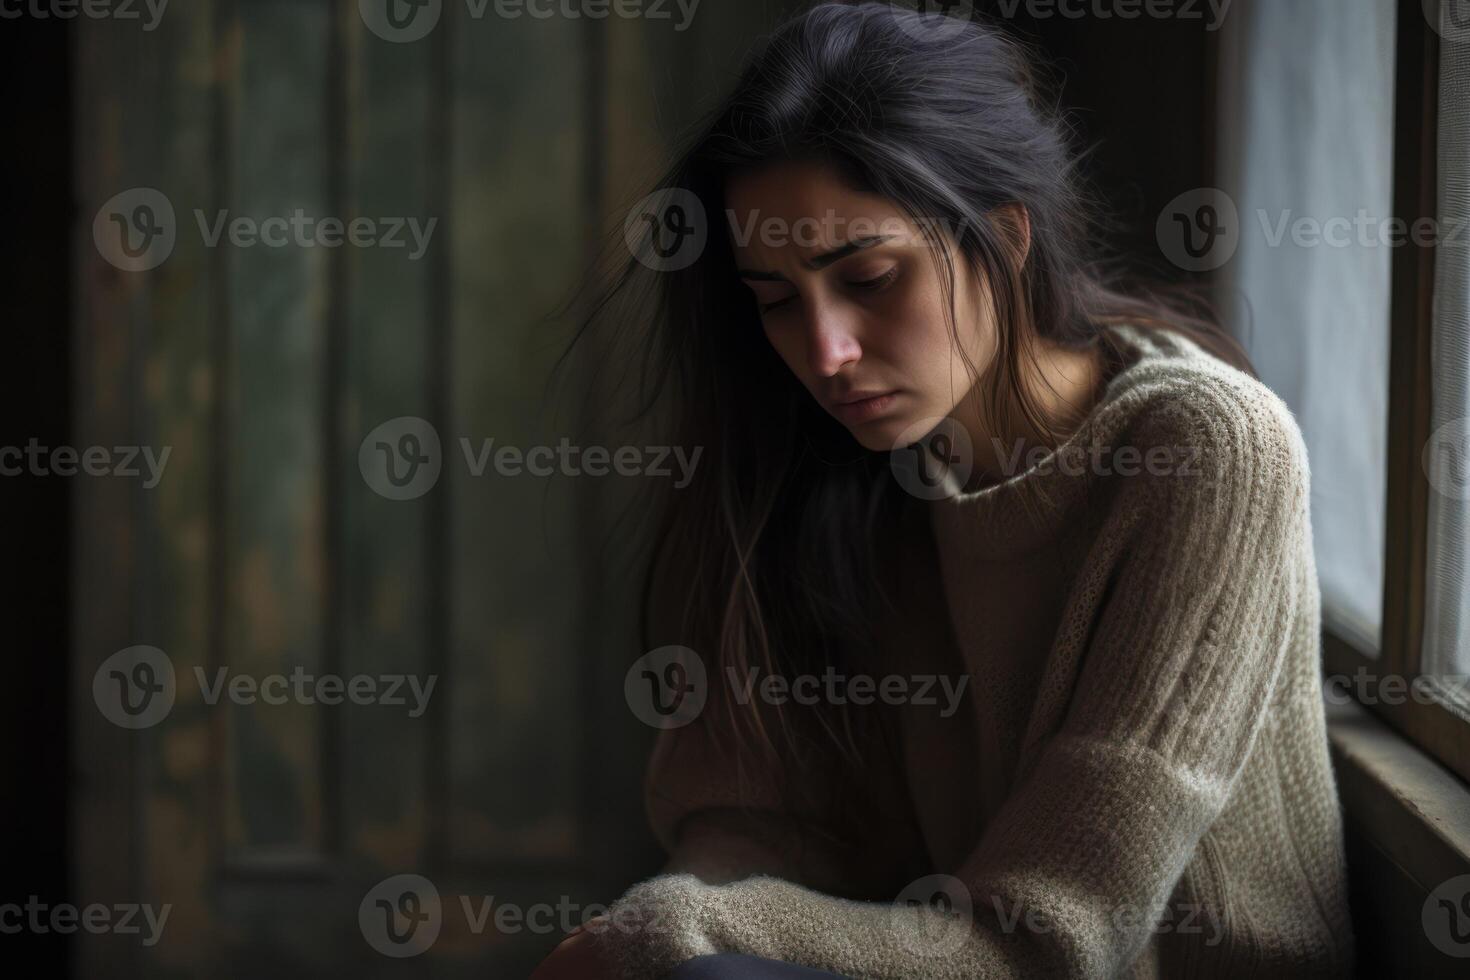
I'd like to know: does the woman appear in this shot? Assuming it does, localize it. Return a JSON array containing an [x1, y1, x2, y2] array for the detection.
[[534, 2, 1354, 977]]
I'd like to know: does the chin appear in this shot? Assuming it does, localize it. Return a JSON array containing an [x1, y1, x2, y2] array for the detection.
[[846, 417, 910, 452]]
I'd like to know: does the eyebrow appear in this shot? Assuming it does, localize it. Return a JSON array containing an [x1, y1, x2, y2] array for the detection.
[[736, 234, 895, 281]]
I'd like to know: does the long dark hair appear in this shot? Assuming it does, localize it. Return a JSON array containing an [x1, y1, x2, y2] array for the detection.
[[560, 0, 1251, 849]]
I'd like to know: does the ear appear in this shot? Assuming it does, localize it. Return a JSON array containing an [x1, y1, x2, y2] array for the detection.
[[989, 202, 1032, 269]]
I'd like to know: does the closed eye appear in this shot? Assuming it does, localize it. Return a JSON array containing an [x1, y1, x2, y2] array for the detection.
[[746, 267, 898, 316], [849, 268, 898, 292], [750, 289, 795, 315]]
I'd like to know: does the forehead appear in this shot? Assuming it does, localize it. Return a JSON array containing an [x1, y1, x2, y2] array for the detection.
[[723, 159, 916, 259]]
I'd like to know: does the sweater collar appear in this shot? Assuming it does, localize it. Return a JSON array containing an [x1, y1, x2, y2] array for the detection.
[[924, 322, 1207, 559]]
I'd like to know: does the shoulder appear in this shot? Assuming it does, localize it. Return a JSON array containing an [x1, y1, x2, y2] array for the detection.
[[1094, 330, 1312, 547], [1107, 329, 1310, 507]]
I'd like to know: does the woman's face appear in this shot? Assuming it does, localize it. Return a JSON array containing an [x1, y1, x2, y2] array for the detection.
[[726, 159, 996, 452]]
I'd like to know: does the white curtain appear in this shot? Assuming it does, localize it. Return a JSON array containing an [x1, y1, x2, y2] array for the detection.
[[1216, 0, 1396, 653]]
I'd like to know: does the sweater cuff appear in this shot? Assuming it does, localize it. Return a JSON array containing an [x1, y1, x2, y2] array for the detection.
[[591, 873, 716, 980]]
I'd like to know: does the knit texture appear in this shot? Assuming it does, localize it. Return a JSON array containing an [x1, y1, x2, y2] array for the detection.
[[596, 323, 1356, 979]]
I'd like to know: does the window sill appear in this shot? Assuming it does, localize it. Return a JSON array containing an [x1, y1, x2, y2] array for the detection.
[[1326, 694, 1470, 882]]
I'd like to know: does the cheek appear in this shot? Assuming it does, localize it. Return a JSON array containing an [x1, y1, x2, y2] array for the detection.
[[853, 271, 929, 348], [887, 269, 993, 413], [877, 280, 961, 377]]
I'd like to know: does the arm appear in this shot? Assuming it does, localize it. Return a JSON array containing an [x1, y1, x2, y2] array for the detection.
[[593, 385, 1313, 979], [644, 723, 868, 895], [633, 522, 885, 896]]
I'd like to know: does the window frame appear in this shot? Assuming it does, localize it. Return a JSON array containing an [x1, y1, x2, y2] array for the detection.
[[1322, 0, 1470, 789]]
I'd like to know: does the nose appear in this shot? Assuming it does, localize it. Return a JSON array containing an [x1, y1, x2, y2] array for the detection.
[[805, 299, 863, 379]]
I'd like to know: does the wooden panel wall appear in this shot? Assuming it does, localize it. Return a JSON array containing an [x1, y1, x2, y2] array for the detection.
[[73, 1, 788, 976]]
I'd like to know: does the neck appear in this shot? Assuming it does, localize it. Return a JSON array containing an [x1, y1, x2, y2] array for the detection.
[[952, 338, 1105, 493]]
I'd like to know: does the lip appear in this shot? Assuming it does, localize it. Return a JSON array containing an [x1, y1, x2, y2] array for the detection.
[[830, 389, 901, 425]]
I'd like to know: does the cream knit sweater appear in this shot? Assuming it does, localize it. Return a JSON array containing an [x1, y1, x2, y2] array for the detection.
[[595, 323, 1356, 978]]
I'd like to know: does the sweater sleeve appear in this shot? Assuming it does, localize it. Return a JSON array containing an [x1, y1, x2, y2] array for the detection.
[[592, 383, 1312, 979], [633, 523, 908, 900], [640, 709, 880, 896]]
